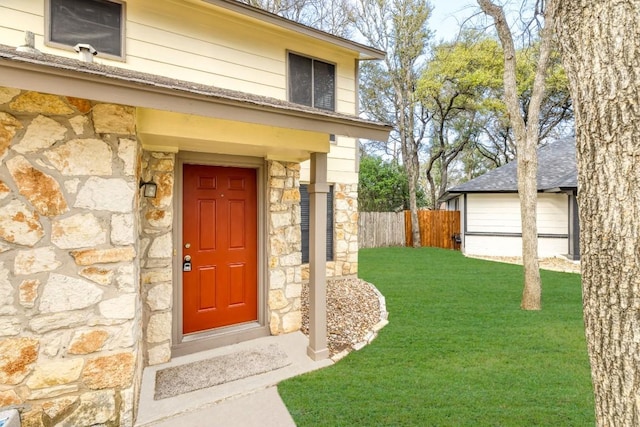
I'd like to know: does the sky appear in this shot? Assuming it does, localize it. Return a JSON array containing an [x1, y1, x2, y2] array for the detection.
[[430, 1, 536, 43], [429, 1, 479, 41]]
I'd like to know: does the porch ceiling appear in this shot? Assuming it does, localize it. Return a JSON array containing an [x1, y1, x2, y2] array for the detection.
[[137, 109, 329, 162]]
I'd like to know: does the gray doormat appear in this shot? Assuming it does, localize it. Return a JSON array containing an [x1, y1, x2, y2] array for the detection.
[[154, 344, 291, 400]]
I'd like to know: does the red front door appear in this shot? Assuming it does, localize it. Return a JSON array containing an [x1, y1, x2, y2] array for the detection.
[[182, 164, 258, 334]]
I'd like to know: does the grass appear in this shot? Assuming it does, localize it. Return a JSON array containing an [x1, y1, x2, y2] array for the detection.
[[278, 247, 594, 426]]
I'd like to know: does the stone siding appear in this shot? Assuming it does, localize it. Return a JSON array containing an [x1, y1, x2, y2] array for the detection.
[[267, 161, 303, 334], [0, 86, 360, 426], [331, 183, 359, 276], [139, 151, 175, 366], [0, 88, 141, 426]]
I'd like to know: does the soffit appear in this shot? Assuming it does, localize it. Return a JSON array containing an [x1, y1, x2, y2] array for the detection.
[[0, 45, 391, 161], [137, 109, 329, 162]]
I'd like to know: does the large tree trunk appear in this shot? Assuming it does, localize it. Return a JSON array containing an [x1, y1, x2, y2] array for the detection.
[[555, 2, 640, 424], [478, 0, 549, 310], [518, 131, 541, 309], [397, 85, 422, 248]]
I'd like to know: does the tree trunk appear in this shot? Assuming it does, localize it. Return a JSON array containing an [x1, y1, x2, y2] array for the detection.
[[404, 133, 421, 247], [407, 163, 421, 247], [518, 131, 541, 309], [555, 2, 640, 424], [478, 0, 548, 310], [396, 81, 422, 248], [426, 170, 437, 210]]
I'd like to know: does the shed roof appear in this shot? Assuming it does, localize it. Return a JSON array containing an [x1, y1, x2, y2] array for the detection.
[[445, 137, 577, 196]]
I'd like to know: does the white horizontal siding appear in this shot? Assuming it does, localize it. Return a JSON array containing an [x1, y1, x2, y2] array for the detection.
[[537, 195, 569, 234], [336, 74, 356, 107], [1, 0, 357, 114], [0, 26, 26, 49], [1, 6, 43, 38], [464, 235, 568, 258], [2, 0, 42, 14], [466, 193, 568, 235], [323, 144, 356, 160], [300, 136, 357, 184], [126, 21, 285, 74]]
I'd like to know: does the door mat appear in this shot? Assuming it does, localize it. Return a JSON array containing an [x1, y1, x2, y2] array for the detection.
[[154, 344, 291, 400]]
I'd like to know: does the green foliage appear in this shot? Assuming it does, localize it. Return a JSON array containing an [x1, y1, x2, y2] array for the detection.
[[419, 31, 504, 113], [279, 247, 594, 426], [358, 156, 425, 212], [416, 31, 507, 204], [416, 32, 573, 192]]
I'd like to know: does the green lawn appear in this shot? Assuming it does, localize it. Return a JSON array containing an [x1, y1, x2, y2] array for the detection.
[[279, 247, 594, 426]]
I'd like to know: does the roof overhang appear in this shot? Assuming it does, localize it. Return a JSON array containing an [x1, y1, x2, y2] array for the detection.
[[438, 192, 460, 203], [201, 0, 386, 60], [0, 47, 391, 162], [438, 190, 514, 204], [543, 187, 577, 193], [441, 187, 577, 204]]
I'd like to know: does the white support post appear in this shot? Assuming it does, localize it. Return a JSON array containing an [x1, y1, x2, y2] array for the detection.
[[307, 152, 330, 360]]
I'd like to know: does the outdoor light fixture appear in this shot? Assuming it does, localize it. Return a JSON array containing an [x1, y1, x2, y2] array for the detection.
[[139, 180, 158, 198]]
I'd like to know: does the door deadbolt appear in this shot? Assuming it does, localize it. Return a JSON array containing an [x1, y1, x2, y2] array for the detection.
[[183, 255, 192, 272]]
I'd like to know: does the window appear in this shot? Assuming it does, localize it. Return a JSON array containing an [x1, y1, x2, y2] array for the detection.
[[47, 0, 124, 58], [300, 184, 334, 263], [288, 53, 335, 111]]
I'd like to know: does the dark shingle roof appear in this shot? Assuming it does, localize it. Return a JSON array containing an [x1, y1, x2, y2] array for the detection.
[[447, 137, 577, 194]]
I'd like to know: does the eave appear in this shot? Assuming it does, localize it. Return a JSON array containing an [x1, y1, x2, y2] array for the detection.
[[202, 0, 385, 60], [0, 46, 392, 156]]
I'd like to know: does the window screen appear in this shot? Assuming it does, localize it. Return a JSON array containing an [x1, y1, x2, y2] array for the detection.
[[289, 53, 313, 106], [288, 53, 335, 111], [49, 0, 123, 57], [300, 184, 334, 263], [313, 60, 335, 110]]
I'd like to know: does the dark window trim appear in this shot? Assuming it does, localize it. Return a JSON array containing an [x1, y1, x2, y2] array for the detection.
[[300, 183, 334, 263], [464, 232, 569, 239], [45, 0, 126, 61]]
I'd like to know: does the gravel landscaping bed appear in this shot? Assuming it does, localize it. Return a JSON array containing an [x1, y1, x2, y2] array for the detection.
[[301, 277, 388, 357]]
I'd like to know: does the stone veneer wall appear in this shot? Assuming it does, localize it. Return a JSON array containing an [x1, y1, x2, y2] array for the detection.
[[330, 183, 359, 276], [139, 151, 174, 366], [269, 170, 359, 333], [0, 87, 142, 427], [302, 182, 359, 279], [267, 161, 303, 335]]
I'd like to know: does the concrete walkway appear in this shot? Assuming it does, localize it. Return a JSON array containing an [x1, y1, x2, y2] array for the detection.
[[146, 387, 295, 427], [135, 332, 333, 426]]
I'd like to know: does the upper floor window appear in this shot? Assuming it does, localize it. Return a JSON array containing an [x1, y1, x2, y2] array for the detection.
[[288, 53, 335, 111], [47, 0, 125, 59]]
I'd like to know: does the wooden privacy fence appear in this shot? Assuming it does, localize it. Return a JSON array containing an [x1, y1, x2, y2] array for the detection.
[[404, 210, 461, 250], [358, 212, 406, 248], [358, 210, 461, 250]]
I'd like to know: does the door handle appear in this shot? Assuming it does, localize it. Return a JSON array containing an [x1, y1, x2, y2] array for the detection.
[[183, 255, 192, 272]]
